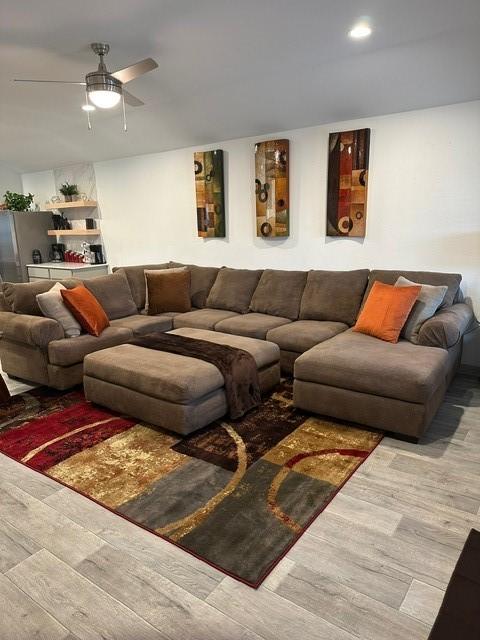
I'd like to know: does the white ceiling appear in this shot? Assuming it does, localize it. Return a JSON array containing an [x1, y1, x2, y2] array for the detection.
[[2, 0, 480, 173]]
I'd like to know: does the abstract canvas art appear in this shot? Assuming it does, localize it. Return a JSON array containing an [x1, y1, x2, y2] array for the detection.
[[326, 128, 370, 237], [255, 139, 289, 237], [194, 149, 225, 237]]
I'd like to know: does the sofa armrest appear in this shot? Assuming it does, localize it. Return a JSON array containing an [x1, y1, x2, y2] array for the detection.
[[418, 303, 475, 349], [0, 312, 64, 348]]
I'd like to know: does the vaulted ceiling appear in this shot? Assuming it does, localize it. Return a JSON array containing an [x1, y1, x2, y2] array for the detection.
[[2, 0, 480, 172]]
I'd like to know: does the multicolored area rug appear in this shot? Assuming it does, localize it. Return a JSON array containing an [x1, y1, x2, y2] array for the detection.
[[0, 381, 382, 587]]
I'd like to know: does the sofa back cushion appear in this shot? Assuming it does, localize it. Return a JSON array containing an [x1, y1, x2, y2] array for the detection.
[[84, 272, 138, 320], [363, 270, 461, 309], [250, 269, 307, 319], [299, 270, 370, 326], [206, 267, 263, 313], [113, 263, 170, 309], [169, 262, 219, 308], [1, 279, 80, 316]]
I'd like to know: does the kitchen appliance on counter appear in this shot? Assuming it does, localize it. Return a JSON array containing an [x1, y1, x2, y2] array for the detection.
[[89, 244, 105, 264], [0, 210, 53, 282]]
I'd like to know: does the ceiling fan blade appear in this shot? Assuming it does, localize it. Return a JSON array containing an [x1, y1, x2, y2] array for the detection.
[[14, 79, 86, 85], [123, 90, 144, 107], [111, 58, 158, 84]]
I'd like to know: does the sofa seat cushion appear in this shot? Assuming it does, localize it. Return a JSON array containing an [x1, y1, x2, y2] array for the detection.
[[172, 308, 238, 330], [110, 314, 173, 336], [295, 328, 449, 404], [140, 309, 185, 317], [215, 313, 291, 339], [48, 326, 133, 366], [266, 320, 348, 353]]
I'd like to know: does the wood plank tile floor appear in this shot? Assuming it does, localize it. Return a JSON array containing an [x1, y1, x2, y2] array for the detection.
[[0, 368, 479, 640]]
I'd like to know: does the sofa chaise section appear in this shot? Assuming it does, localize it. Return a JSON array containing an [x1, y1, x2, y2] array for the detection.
[[293, 327, 461, 440]]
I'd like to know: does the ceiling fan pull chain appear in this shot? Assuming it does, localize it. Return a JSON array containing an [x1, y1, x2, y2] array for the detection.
[[85, 91, 93, 130], [122, 92, 127, 132]]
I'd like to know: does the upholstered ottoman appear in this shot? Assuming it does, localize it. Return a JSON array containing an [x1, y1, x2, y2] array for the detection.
[[83, 327, 280, 435]]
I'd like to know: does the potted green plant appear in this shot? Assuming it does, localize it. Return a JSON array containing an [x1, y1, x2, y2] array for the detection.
[[59, 182, 79, 202], [3, 191, 34, 211]]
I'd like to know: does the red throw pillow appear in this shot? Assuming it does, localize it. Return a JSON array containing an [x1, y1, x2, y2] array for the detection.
[[61, 285, 109, 337], [353, 281, 421, 343]]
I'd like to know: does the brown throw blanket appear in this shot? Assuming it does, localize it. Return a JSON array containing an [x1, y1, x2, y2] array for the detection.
[[130, 332, 261, 419]]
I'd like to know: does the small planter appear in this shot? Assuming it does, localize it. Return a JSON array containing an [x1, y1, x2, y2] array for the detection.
[[59, 183, 79, 203]]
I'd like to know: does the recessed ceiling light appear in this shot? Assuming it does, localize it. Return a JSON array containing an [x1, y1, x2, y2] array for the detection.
[[82, 104, 95, 112], [349, 23, 372, 39]]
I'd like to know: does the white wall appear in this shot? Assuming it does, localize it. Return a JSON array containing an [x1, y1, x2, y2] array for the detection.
[[0, 163, 22, 198], [21, 170, 56, 209], [22, 101, 480, 364]]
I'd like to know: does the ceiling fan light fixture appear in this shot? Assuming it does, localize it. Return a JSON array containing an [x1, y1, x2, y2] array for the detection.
[[348, 22, 372, 39], [88, 89, 121, 108], [86, 70, 122, 108]]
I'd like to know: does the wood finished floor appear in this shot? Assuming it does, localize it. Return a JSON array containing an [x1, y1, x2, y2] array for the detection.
[[0, 368, 479, 640]]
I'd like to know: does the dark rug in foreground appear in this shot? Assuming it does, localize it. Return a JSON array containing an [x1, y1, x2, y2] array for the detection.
[[428, 528, 480, 640], [0, 381, 382, 587]]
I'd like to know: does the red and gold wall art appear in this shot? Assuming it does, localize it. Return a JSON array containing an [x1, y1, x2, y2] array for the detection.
[[255, 139, 289, 237], [326, 128, 370, 237], [194, 149, 225, 238]]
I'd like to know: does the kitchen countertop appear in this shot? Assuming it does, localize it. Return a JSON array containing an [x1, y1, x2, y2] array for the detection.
[[27, 262, 108, 270]]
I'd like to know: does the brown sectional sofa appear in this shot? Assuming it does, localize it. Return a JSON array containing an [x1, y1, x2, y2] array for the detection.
[[0, 261, 474, 440]]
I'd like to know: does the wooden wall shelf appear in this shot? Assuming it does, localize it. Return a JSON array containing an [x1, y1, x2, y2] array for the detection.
[[45, 200, 97, 210], [47, 229, 100, 236]]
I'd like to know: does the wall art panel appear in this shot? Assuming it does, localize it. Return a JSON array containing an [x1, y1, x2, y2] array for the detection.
[[255, 139, 289, 237], [326, 128, 370, 237], [194, 149, 225, 238]]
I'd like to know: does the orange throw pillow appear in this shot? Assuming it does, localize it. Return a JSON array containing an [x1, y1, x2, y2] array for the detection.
[[61, 285, 110, 337], [353, 281, 421, 343]]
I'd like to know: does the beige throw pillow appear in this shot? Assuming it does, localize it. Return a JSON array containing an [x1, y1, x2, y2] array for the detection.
[[36, 282, 82, 338], [394, 276, 448, 343]]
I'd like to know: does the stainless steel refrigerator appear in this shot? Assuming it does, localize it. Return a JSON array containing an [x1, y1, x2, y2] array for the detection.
[[0, 211, 53, 282]]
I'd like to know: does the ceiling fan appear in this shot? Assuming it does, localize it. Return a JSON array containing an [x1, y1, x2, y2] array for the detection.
[[14, 43, 158, 129]]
